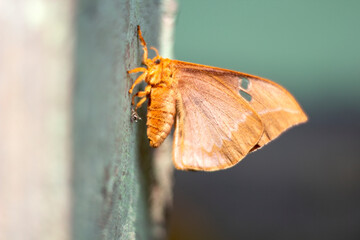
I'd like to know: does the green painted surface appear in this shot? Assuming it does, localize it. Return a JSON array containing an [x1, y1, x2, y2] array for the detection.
[[73, 0, 162, 239]]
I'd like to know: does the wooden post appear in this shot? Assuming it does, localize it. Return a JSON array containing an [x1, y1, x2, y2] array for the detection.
[[0, 0, 177, 239]]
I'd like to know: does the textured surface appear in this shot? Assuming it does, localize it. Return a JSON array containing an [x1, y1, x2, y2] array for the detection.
[[0, 0, 174, 239], [73, 0, 161, 239]]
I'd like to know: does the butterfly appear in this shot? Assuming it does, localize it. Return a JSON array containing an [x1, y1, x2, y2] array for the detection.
[[128, 26, 307, 171]]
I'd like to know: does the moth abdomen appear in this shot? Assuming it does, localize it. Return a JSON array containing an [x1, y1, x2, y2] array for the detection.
[[147, 112, 174, 147], [146, 87, 176, 148]]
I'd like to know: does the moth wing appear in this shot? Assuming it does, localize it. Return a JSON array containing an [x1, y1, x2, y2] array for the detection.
[[239, 74, 308, 150], [172, 63, 264, 171], [173, 61, 308, 152]]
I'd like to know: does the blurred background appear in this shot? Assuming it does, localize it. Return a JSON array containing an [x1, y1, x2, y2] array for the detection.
[[168, 0, 360, 239]]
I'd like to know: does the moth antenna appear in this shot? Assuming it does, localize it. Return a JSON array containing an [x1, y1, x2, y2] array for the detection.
[[137, 25, 147, 47], [150, 47, 160, 59], [137, 25, 148, 63]]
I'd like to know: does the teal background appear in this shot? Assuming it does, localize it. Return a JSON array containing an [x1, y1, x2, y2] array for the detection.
[[169, 1, 360, 239], [174, 0, 360, 111]]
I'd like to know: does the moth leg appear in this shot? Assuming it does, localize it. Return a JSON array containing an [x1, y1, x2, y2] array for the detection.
[[127, 67, 147, 74], [128, 71, 147, 94], [132, 85, 151, 105], [135, 96, 148, 110]]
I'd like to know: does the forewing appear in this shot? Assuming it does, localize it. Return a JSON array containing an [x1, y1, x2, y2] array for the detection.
[[238, 75, 308, 150], [173, 61, 308, 152], [172, 64, 264, 171]]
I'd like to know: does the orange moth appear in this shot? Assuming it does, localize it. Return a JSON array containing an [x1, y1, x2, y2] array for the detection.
[[128, 26, 307, 171]]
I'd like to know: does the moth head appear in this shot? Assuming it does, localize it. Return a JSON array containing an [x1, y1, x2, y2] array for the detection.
[[144, 56, 161, 67], [144, 56, 163, 85]]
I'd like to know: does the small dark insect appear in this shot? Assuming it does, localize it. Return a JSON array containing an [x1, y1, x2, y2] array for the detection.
[[131, 108, 141, 122]]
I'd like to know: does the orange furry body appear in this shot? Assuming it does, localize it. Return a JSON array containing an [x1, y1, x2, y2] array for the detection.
[[147, 84, 176, 147]]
